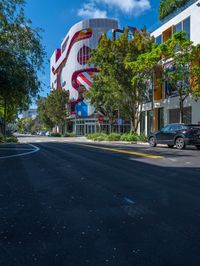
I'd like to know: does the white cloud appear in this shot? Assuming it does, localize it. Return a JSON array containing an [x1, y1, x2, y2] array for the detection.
[[97, 0, 151, 16], [77, 0, 151, 19], [77, 3, 107, 19]]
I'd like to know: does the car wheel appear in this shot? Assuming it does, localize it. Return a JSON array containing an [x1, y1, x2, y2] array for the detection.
[[149, 137, 157, 147], [195, 145, 200, 150], [168, 145, 174, 148], [175, 137, 185, 150]]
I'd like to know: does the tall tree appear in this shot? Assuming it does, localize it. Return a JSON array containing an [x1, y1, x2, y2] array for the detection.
[[37, 97, 54, 130], [45, 90, 69, 132], [87, 28, 154, 132], [161, 32, 200, 123], [0, 0, 45, 137], [129, 32, 200, 123]]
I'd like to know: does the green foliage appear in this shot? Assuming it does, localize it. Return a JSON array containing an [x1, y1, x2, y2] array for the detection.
[[0, 134, 18, 143], [86, 133, 108, 141], [63, 132, 76, 137], [161, 32, 200, 122], [37, 97, 54, 130], [106, 133, 121, 141], [16, 117, 34, 133], [120, 132, 139, 142], [50, 133, 62, 137], [87, 28, 154, 132], [86, 132, 147, 142], [46, 90, 69, 127], [128, 31, 200, 123], [159, 0, 189, 20], [37, 90, 69, 130], [0, 0, 45, 136], [190, 44, 200, 98], [6, 135, 18, 143]]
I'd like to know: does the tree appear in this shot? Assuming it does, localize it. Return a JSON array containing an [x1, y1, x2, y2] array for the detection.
[[128, 32, 200, 123], [190, 44, 200, 98], [37, 90, 69, 133], [0, 0, 45, 137], [161, 32, 200, 123], [86, 36, 120, 133], [16, 117, 34, 133], [37, 97, 54, 130], [87, 28, 154, 132]]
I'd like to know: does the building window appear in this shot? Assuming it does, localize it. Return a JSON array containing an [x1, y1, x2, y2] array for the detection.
[[155, 35, 162, 45], [147, 110, 153, 134], [174, 22, 182, 33], [183, 17, 190, 40], [169, 107, 192, 124], [174, 17, 190, 40], [158, 108, 164, 130], [140, 111, 146, 134], [165, 81, 178, 98]]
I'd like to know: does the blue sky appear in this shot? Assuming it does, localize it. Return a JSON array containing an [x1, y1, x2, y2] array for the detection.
[[25, 0, 161, 101]]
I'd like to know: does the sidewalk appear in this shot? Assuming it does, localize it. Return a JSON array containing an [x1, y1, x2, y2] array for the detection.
[[60, 136, 149, 146]]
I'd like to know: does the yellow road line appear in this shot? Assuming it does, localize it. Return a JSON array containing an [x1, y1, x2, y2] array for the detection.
[[74, 143, 163, 159]]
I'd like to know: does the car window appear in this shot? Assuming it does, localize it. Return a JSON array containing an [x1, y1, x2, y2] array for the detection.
[[161, 125, 171, 132], [170, 125, 179, 131]]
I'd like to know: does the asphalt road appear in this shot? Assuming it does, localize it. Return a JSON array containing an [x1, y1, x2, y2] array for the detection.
[[0, 137, 200, 266]]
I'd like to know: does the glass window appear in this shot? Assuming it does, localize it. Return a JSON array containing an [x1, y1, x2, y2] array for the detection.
[[183, 17, 190, 40], [155, 35, 162, 45], [147, 110, 153, 134], [158, 108, 164, 130], [140, 112, 145, 134], [161, 125, 171, 132], [175, 22, 182, 33]]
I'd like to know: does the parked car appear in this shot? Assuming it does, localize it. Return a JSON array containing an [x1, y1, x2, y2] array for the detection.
[[39, 131, 46, 136], [148, 123, 200, 150]]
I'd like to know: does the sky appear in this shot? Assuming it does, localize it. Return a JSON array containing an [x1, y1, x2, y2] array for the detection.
[[25, 0, 161, 102]]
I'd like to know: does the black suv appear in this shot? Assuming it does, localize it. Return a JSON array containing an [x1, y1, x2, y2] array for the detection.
[[148, 124, 200, 150]]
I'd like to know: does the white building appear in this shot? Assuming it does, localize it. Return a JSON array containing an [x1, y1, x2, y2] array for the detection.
[[21, 108, 37, 120], [50, 18, 118, 134], [140, 0, 200, 135]]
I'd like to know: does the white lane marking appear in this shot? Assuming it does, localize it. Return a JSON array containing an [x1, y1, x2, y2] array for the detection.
[[168, 158, 177, 162], [0, 144, 40, 159], [0, 148, 35, 151], [124, 197, 135, 204]]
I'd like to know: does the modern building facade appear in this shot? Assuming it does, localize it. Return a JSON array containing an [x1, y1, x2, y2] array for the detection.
[[50, 18, 118, 134], [140, 0, 200, 135], [21, 108, 37, 120]]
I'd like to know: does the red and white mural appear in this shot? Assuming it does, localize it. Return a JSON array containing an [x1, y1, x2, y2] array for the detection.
[[50, 18, 118, 117]]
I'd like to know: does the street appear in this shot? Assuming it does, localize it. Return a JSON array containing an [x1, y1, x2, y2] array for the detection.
[[0, 137, 200, 266]]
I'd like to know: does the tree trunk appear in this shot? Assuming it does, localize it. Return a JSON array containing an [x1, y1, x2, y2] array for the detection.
[[130, 114, 136, 133], [179, 99, 184, 123], [3, 97, 7, 140]]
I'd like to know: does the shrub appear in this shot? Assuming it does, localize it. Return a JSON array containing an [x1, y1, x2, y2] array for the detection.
[[63, 132, 76, 137], [120, 133, 140, 142], [6, 136, 18, 143], [50, 133, 62, 137], [138, 133, 148, 142], [86, 133, 108, 141], [0, 134, 4, 143], [106, 133, 121, 141], [96, 134, 108, 141]]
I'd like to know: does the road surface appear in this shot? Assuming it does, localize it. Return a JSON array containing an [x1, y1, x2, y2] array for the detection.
[[0, 137, 200, 266]]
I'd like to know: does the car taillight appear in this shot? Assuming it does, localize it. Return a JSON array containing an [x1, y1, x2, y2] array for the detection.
[[186, 129, 194, 134]]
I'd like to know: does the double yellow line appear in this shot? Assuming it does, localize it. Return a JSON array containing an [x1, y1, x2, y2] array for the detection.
[[74, 143, 163, 159]]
